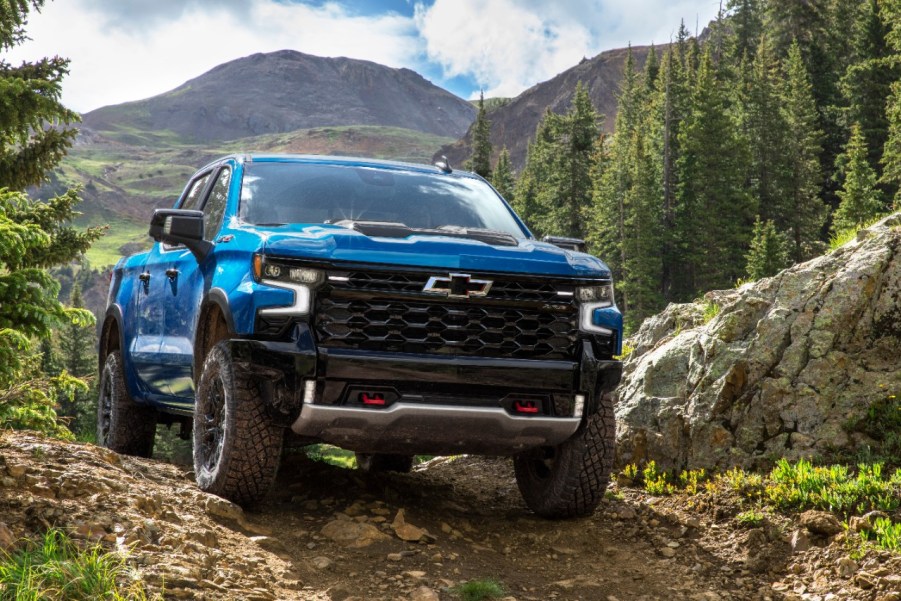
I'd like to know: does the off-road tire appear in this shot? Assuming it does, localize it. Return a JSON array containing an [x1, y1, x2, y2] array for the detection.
[[193, 341, 283, 506], [355, 453, 414, 473], [513, 392, 615, 518], [96, 351, 157, 457]]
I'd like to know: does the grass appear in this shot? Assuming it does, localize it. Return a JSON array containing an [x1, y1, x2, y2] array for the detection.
[[765, 459, 901, 515], [305, 444, 357, 469], [450, 578, 506, 601], [701, 300, 721, 324], [735, 510, 765, 528], [0, 529, 155, 600], [76, 217, 150, 268], [828, 214, 890, 252], [622, 458, 901, 554], [861, 517, 901, 552]]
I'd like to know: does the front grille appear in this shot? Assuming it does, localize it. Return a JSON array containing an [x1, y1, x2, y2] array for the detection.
[[314, 268, 585, 360], [316, 298, 577, 359], [332, 270, 578, 303]]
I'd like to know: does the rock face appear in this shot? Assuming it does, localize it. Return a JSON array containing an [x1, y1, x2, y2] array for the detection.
[[616, 215, 901, 470]]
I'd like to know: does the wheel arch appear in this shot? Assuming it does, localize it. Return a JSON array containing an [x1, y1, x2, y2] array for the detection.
[[99, 305, 125, 376], [193, 288, 237, 380]]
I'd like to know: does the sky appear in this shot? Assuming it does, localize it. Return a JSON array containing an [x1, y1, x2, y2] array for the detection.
[[5, 0, 721, 114]]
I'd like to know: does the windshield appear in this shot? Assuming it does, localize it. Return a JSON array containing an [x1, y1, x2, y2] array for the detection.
[[239, 162, 527, 238]]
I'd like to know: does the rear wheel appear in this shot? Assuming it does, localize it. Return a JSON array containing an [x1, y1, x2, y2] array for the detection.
[[96, 351, 157, 457], [513, 392, 615, 518], [355, 453, 414, 473], [193, 342, 283, 506]]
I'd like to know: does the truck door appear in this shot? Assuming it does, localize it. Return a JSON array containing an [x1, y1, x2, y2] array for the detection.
[[132, 170, 213, 399], [160, 164, 232, 403]]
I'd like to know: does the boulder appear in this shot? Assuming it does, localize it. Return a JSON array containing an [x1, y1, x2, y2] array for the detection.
[[616, 214, 901, 470]]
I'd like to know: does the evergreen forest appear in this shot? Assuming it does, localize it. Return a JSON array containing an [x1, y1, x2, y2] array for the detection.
[[474, 0, 901, 331]]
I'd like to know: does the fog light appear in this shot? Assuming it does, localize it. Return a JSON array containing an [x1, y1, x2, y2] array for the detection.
[[573, 394, 586, 417], [302, 380, 316, 404]]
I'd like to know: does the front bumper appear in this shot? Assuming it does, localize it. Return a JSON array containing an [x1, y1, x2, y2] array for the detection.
[[229, 323, 621, 455]]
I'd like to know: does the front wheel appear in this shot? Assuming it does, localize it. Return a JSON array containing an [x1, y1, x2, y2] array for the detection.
[[513, 392, 615, 518], [97, 350, 157, 457], [193, 342, 283, 506]]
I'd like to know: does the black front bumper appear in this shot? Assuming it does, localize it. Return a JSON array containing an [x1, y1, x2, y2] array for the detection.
[[229, 323, 622, 455]]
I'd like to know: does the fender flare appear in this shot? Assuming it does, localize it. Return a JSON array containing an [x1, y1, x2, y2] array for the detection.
[[98, 304, 126, 376], [193, 288, 237, 378]]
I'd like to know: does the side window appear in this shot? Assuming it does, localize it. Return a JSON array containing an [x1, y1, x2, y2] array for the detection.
[[179, 172, 212, 210], [202, 168, 231, 241]]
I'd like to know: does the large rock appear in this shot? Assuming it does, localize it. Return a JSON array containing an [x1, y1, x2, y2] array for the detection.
[[616, 214, 901, 470]]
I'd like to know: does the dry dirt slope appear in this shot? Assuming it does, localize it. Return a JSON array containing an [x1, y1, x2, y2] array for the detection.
[[1, 432, 899, 601]]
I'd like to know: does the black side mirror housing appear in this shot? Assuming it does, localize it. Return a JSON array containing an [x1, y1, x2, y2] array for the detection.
[[542, 235, 587, 253], [149, 209, 212, 261]]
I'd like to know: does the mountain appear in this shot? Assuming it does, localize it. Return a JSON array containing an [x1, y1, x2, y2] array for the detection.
[[435, 44, 658, 170], [82, 50, 476, 143]]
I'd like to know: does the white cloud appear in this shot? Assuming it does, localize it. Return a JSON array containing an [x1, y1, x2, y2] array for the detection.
[[4, 0, 720, 112], [414, 0, 720, 99], [414, 0, 595, 98], [5, 0, 421, 112]]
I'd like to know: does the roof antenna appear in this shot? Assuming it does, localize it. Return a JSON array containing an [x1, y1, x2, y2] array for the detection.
[[435, 155, 452, 173]]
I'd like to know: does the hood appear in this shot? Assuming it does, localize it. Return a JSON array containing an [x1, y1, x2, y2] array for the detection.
[[254, 224, 611, 278]]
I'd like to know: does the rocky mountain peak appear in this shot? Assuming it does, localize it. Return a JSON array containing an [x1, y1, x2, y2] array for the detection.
[[82, 50, 476, 143]]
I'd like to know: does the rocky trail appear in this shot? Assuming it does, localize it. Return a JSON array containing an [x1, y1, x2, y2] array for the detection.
[[2, 433, 900, 601]]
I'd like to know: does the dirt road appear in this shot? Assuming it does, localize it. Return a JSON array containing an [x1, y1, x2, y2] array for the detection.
[[1, 434, 892, 601]]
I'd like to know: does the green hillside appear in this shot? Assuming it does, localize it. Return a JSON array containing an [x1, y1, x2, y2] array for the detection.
[[58, 125, 454, 267]]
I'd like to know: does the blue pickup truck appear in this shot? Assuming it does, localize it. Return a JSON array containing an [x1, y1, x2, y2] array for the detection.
[[98, 154, 623, 517]]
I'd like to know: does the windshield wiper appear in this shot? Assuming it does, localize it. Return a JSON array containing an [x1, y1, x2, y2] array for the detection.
[[434, 225, 519, 247]]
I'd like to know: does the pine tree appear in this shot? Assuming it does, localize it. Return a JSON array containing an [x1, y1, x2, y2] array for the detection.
[[841, 0, 898, 180], [880, 0, 901, 207], [491, 147, 515, 202], [516, 84, 601, 239], [834, 122, 886, 232], [745, 217, 789, 279], [548, 82, 602, 239], [1, 1, 79, 190], [0, 1, 104, 436], [468, 90, 492, 179], [739, 37, 788, 224], [779, 42, 827, 261], [592, 47, 642, 300], [676, 46, 754, 294], [514, 110, 560, 233], [727, 0, 764, 60], [620, 131, 664, 329], [58, 284, 95, 378], [883, 82, 901, 208]]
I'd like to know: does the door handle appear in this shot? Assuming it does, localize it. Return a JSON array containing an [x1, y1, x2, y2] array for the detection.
[[165, 268, 179, 279], [138, 272, 151, 282]]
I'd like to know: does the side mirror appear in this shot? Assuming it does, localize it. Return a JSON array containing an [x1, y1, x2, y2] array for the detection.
[[542, 235, 587, 253], [149, 209, 212, 261]]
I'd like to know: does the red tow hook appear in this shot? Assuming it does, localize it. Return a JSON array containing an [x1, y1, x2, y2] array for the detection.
[[360, 393, 386, 406], [513, 400, 540, 414]]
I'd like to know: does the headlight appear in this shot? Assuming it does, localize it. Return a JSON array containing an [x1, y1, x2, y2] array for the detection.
[[253, 255, 325, 286], [254, 255, 324, 317], [577, 283, 616, 334], [576, 284, 614, 307]]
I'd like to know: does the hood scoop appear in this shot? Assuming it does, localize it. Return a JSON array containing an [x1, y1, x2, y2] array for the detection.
[[333, 220, 519, 247]]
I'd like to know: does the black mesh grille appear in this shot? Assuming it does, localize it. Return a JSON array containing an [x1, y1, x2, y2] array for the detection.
[[315, 297, 577, 359]]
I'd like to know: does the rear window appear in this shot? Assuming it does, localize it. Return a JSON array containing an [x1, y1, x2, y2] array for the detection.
[[239, 162, 526, 237]]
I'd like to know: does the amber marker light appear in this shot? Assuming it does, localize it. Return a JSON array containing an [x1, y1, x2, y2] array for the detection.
[[252, 253, 262, 281]]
